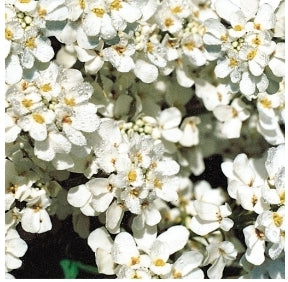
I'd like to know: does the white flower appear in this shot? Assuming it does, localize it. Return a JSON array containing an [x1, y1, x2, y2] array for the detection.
[[256, 206, 285, 244], [88, 227, 115, 275], [213, 98, 250, 139], [189, 201, 234, 236], [204, 1, 280, 99], [102, 39, 135, 72], [179, 116, 200, 147], [5, 228, 28, 272], [82, 0, 117, 40], [21, 189, 52, 233], [243, 224, 266, 265], [156, 107, 183, 143], [195, 81, 233, 111], [168, 250, 204, 279], [5, 160, 31, 210], [204, 241, 237, 279], [221, 153, 267, 201]]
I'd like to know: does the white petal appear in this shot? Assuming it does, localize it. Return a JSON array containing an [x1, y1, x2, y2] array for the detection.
[[134, 59, 158, 83], [156, 160, 180, 176], [160, 107, 182, 129], [239, 72, 256, 99], [88, 227, 113, 252], [119, 3, 142, 23], [156, 225, 189, 255], [34, 139, 55, 161], [233, 154, 255, 185], [67, 185, 91, 208], [189, 216, 219, 236], [5, 55, 23, 85], [112, 232, 139, 265], [52, 153, 74, 170], [63, 124, 87, 146], [33, 39, 54, 62]]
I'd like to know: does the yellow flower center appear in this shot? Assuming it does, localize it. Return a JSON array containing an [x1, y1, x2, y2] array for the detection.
[[259, 98, 272, 108], [273, 212, 283, 227], [252, 36, 261, 46], [233, 25, 243, 31], [19, 0, 31, 3], [165, 18, 174, 28], [247, 49, 257, 60], [38, 7, 47, 17], [92, 8, 105, 17], [154, 178, 163, 189], [171, 6, 182, 14], [5, 28, 13, 40], [131, 256, 140, 266], [229, 57, 238, 67], [172, 269, 182, 278], [154, 259, 165, 266], [25, 37, 37, 49], [128, 170, 137, 182], [22, 99, 33, 108], [146, 41, 154, 53], [220, 34, 228, 43], [79, 0, 86, 9], [184, 41, 195, 51], [110, 0, 122, 10], [40, 83, 52, 92], [33, 113, 45, 124], [64, 97, 76, 106]]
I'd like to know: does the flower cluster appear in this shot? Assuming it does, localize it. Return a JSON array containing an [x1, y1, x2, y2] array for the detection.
[[5, 0, 285, 279]]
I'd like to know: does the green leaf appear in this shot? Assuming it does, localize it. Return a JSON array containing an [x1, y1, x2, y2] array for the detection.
[[60, 259, 79, 279]]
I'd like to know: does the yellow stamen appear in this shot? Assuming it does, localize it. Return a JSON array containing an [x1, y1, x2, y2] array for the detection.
[[229, 57, 238, 67], [5, 28, 13, 40], [165, 18, 174, 27], [171, 6, 182, 14], [247, 50, 257, 60], [146, 41, 154, 53], [233, 25, 243, 31], [184, 41, 195, 51], [110, 0, 122, 10], [154, 259, 165, 266], [273, 212, 283, 227], [40, 83, 52, 92], [19, 0, 31, 3], [220, 34, 228, 43], [64, 97, 76, 106], [22, 99, 33, 108], [252, 36, 261, 46], [92, 8, 105, 17], [172, 269, 182, 279], [33, 113, 45, 124], [38, 7, 47, 17], [79, 0, 86, 9], [128, 170, 137, 182], [25, 37, 37, 49], [259, 98, 272, 108], [154, 178, 163, 189]]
